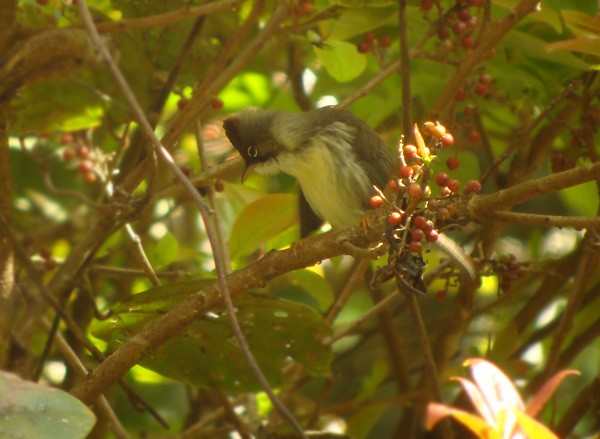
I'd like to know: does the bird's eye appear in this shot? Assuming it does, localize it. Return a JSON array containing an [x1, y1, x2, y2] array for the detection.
[[247, 146, 258, 158]]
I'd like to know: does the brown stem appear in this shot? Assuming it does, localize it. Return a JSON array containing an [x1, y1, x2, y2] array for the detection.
[[0, 105, 14, 367], [95, 0, 242, 33]]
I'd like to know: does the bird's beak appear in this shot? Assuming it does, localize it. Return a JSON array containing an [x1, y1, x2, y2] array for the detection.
[[241, 163, 256, 183]]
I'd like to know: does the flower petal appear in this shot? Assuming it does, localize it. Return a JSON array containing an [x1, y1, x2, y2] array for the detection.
[[426, 402, 502, 439], [526, 369, 580, 417], [465, 358, 525, 412]]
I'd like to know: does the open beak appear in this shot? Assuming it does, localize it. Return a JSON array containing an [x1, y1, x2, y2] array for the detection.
[[241, 163, 256, 183]]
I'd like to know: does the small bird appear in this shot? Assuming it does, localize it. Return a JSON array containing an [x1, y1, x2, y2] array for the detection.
[[223, 107, 396, 230]]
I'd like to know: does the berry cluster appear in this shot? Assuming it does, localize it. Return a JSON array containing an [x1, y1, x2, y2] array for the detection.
[[370, 121, 481, 294], [431, 1, 484, 53], [356, 32, 393, 55], [61, 134, 98, 185], [485, 254, 526, 293]]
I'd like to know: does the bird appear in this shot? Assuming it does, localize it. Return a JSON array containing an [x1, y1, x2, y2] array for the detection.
[[223, 106, 396, 231]]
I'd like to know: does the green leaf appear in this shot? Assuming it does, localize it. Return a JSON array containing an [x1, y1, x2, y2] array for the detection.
[[284, 268, 335, 312], [0, 371, 96, 439], [314, 40, 367, 83], [558, 180, 598, 217], [93, 286, 332, 393], [152, 232, 180, 267], [229, 193, 298, 259]]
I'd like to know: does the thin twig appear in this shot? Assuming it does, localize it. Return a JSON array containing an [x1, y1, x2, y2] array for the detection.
[[76, 1, 306, 435], [490, 211, 600, 230], [95, 0, 241, 33]]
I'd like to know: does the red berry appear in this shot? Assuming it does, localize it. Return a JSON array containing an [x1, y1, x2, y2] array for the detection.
[[426, 229, 439, 243], [409, 241, 422, 253], [440, 187, 452, 196], [403, 144, 418, 158], [438, 28, 450, 40], [379, 35, 393, 48], [436, 290, 446, 301], [83, 172, 97, 184], [446, 157, 460, 170], [177, 98, 188, 110], [363, 32, 377, 45], [62, 147, 76, 161], [452, 21, 466, 35], [464, 104, 476, 117], [468, 130, 482, 143], [435, 172, 449, 187], [423, 220, 435, 234], [408, 183, 423, 199], [59, 133, 73, 144], [211, 98, 223, 110], [469, 0, 484, 6], [79, 160, 94, 174], [413, 215, 427, 229], [77, 145, 90, 159], [439, 38, 454, 52], [432, 124, 447, 139], [441, 133, 455, 146], [370, 195, 384, 208], [447, 178, 461, 192], [454, 89, 467, 102], [474, 82, 489, 97], [421, 0, 433, 10], [214, 179, 225, 192], [465, 16, 478, 29], [461, 35, 475, 49], [422, 122, 436, 136], [457, 8, 472, 22], [411, 228, 425, 242], [478, 73, 493, 86], [466, 180, 482, 194], [300, 1, 314, 15], [357, 42, 370, 54], [399, 165, 414, 179], [387, 179, 401, 192], [388, 211, 403, 226]]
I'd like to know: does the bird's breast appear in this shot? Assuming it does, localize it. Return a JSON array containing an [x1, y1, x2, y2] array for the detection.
[[275, 125, 372, 229]]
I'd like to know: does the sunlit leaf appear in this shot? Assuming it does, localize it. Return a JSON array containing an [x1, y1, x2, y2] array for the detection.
[[314, 40, 367, 83], [0, 371, 96, 439], [229, 193, 298, 259]]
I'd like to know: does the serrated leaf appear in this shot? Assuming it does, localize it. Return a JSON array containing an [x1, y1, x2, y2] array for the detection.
[[0, 371, 96, 439], [93, 286, 332, 393], [314, 40, 367, 83], [229, 193, 298, 259]]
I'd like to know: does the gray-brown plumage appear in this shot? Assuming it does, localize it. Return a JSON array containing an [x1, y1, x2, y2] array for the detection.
[[224, 107, 396, 230]]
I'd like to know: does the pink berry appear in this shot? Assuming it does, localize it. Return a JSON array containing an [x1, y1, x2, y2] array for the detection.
[[466, 180, 482, 194], [447, 178, 461, 192]]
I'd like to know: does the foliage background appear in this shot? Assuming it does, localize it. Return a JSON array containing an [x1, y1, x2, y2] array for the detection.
[[0, 0, 599, 437]]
